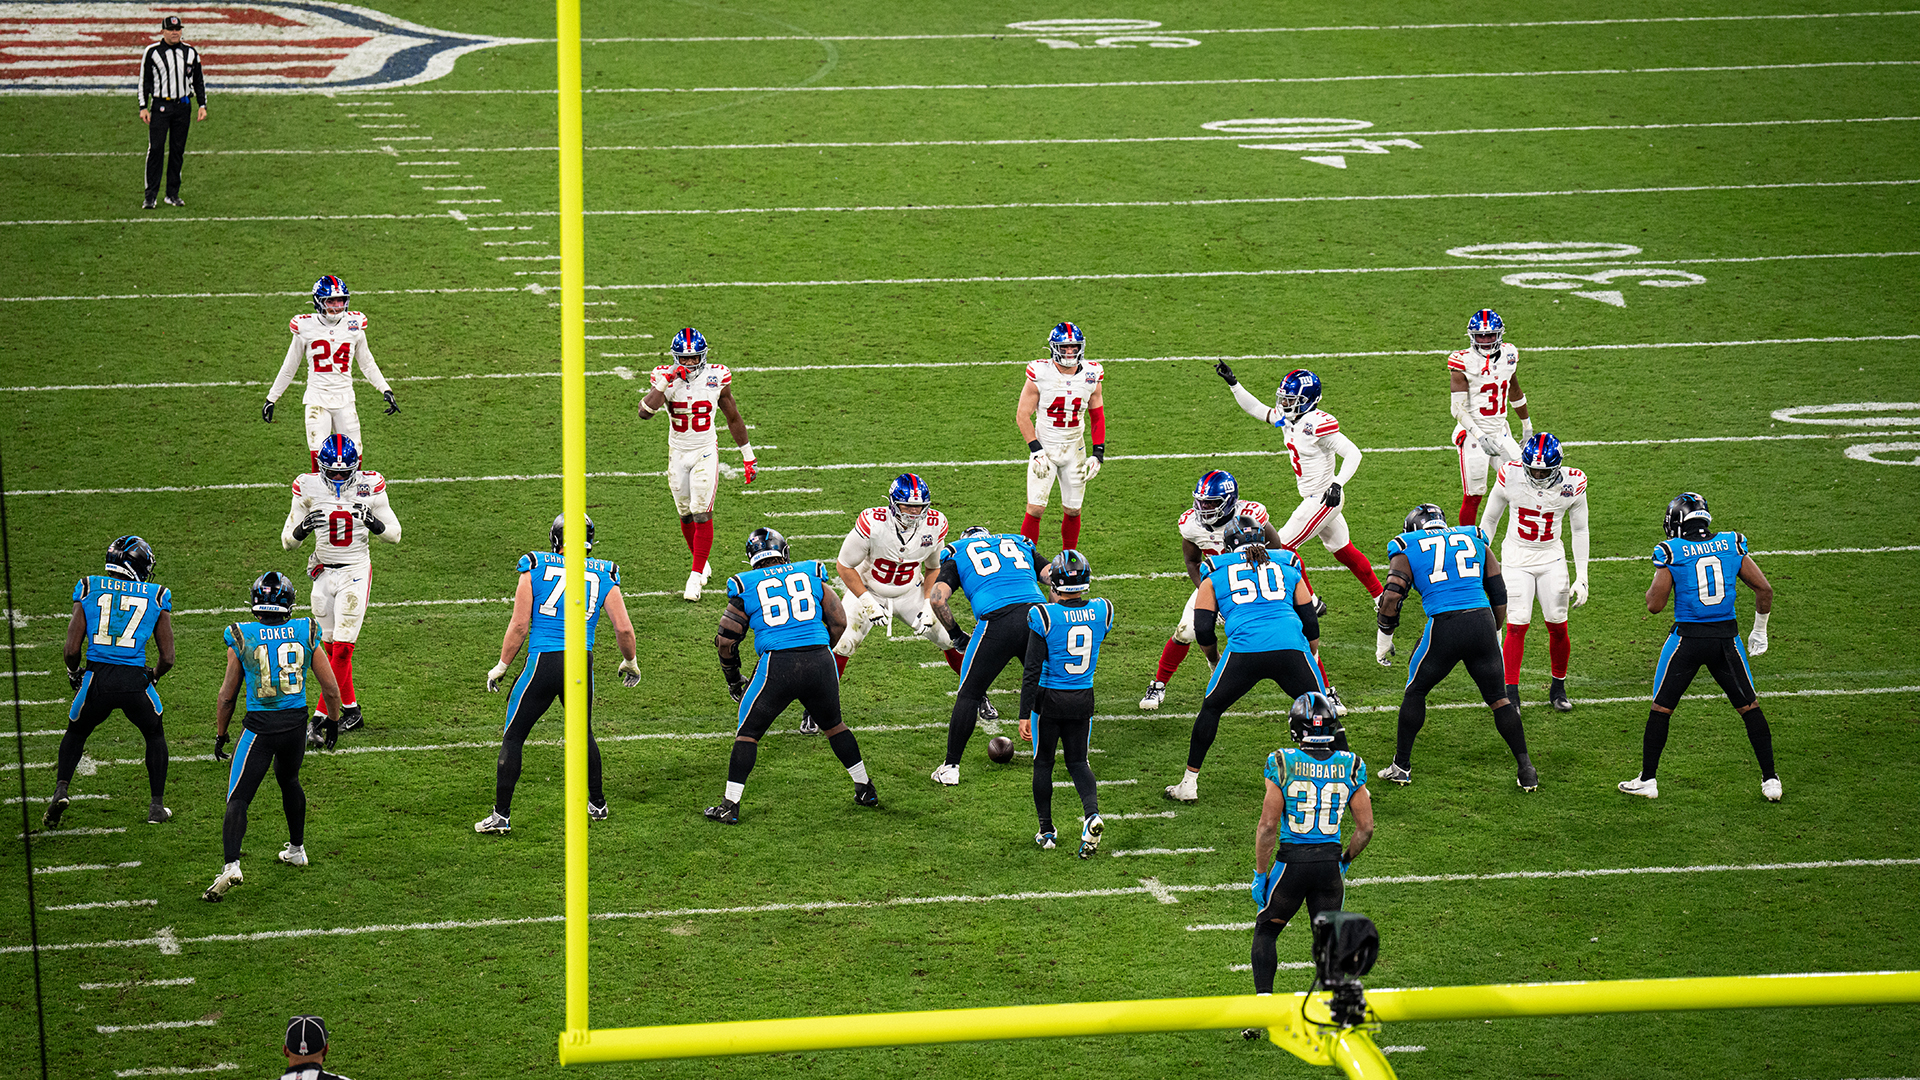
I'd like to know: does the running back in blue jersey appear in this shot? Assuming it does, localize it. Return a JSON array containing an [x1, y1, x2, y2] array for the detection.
[[1027, 598, 1116, 690], [1387, 525, 1493, 616], [942, 533, 1046, 614], [225, 619, 322, 713], [73, 575, 170, 667], [1654, 531, 1749, 625], [520, 551, 621, 653], [1265, 747, 1368, 846], [727, 560, 833, 651], [1202, 549, 1311, 653]]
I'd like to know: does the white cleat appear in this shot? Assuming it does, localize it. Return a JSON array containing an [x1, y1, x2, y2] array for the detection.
[[1761, 777, 1782, 802], [930, 763, 960, 786], [1163, 774, 1198, 803], [474, 810, 512, 834], [1618, 776, 1659, 799], [1138, 680, 1167, 711], [1324, 685, 1348, 718], [682, 570, 704, 602], [202, 862, 242, 902], [1078, 814, 1105, 859], [277, 843, 308, 867]]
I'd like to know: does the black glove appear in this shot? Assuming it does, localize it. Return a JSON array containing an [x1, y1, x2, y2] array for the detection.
[[1214, 360, 1237, 385], [727, 678, 745, 703], [214, 733, 230, 761], [322, 718, 339, 751], [262, 399, 275, 423], [354, 503, 385, 535], [952, 628, 972, 653], [1322, 482, 1343, 508], [145, 666, 159, 686], [293, 509, 327, 540], [67, 668, 84, 690], [382, 389, 400, 416]]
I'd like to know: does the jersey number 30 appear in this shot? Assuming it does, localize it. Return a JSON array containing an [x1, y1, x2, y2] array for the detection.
[[1284, 779, 1350, 838]]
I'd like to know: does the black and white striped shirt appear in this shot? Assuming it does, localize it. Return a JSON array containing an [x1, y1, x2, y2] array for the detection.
[[138, 40, 205, 109]]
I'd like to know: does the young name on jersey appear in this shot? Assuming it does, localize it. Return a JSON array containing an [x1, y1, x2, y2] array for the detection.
[[1026, 359, 1105, 447], [1027, 597, 1116, 691]]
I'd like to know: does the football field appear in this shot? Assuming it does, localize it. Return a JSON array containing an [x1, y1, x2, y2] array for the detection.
[[3, 1, 1919, 1076]]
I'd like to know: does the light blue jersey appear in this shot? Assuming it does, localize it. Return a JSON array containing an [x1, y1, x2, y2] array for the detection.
[[1387, 525, 1493, 616], [1026, 598, 1116, 690], [72, 575, 170, 668], [728, 560, 833, 651], [1202, 549, 1311, 654], [520, 550, 621, 653], [225, 618, 322, 714], [941, 533, 1046, 616], [1264, 747, 1367, 846], [1653, 531, 1749, 629]]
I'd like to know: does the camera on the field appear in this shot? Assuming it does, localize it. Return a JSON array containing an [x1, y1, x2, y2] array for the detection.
[[1311, 910, 1379, 1028]]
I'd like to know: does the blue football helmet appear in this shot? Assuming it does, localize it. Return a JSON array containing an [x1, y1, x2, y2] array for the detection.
[[1520, 432, 1564, 492], [1221, 514, 1266, 551], [316, 433, 361, 498], [250, 571, 297, 617], [887, 473, 932, 530], [549, 513, 595, 555], [1289, 692, 1342, 746], [1048, 322, 1085, 370], [1467, 308, 1505, 358], [745, 526, 790, 566], [1275, 368, 1323, 422], [1664, 492, 1713, 541], [1192, 469, 1240, 528], [1048, 548, 1093, 593], [313, 275, 349, 322], [671, 327, 709, 374], [104, 535, 156, 582], [1404, 503, 1448, 532]]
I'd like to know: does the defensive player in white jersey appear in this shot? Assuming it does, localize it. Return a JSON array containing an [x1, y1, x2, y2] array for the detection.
[[264, 275, 398, 473], [1478, 432, 1590, 713], [636, 327, 757, 602], [1213, 363, 1385, 604], [1450, 308, 1534, 531], [1016, 322, 1106, 552], [280, 434, 400, 744]]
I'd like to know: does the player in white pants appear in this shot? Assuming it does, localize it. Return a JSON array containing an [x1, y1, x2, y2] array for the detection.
[[1479, 432, 1589, 712], [1017, 322, 1106, 552], [636, 328, 757, 602], [1450, 308, 1533, 531], [265, 275, 398, 472]]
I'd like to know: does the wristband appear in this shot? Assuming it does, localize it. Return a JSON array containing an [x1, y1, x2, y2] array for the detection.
[[1752, 610, 1769, 633], [1483, 571, 1507, 608], [738, 442, 754, 460], [1091, 443, 1105, 461], [1027, 439, 1043, 454]]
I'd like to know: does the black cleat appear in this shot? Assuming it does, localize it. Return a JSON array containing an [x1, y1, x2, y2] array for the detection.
[[339, 705, 363, 732], [977, 697, 999, 722], [1517, 762, 1539, 792], [142, 196, 157, 209], [1549, 678, 1572, 713], [704, 799, 740, 825], [853, 782, 879, 808], [41, 789, 70, 830], [163, 194, 184, 207], [147, 802, 172, 825], [306, 721, 325, 750]]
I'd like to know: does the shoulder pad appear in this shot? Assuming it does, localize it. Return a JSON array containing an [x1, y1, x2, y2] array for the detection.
[[1199, 555, 1220, 575], [1446, 349, 1470, 371], [1494, 463, 1510, 487], [1085, 361, 1106, 381], [224, 623, 241, 648], [157, 586, 173, 610], [519, 552, 540, 574], [1279, 547, 1303, 567], [1025, 361, 1045, 381], [1027, 605, 1048, 632], [652, 364, 674, 376], [925, 508, 948, 532], [1310, 411, 1339, 436], [711, 364, 733, 385], [856, 508, 880, 536], [1473, 526, 1490, 544], [349, 310, 368, 326], [726, 574, 745, 597], [1386, 535, 1407, 556], [1242, 500, 1269, 523], [1175, 507, 1197, 527], [73, 576, 91, 601], [362, 471, 387, 493], [1735, 533, 1749, 555], [608, 562, 621, 585], [290, 316, 305, 333]]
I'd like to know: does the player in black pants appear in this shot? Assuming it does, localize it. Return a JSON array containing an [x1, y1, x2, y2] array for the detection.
[[927, 528, 1054, 784]]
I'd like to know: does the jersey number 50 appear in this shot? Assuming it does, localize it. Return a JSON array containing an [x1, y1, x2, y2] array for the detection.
[[1226, 562, 1291, 604]]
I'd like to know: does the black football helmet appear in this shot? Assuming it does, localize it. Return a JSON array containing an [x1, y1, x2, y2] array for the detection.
[[1288, 692, 1343, 746], [1404, 503, 1448, 533], [1664, 492, 1713, 541], [549, 513, 596, 554], [104, 535, 156, 582], [745, 527, 790, 566], [1048, 549, 1093, 593], [959, 525, 991, 541], [250, 571, 297, 616], [1221, 514, 1266, 551]]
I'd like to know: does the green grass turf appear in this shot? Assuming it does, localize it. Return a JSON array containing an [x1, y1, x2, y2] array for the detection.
[[3, 1, 1919, 1077]]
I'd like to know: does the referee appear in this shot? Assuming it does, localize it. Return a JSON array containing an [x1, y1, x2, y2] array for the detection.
[[137, 16, 207, 209]]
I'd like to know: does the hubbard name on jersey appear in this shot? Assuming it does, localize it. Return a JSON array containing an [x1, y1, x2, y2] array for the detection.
[[275, 311, 392, 410], [1027, 359, 1106, 449], [650, 363, 733, 453], [1492, 462, 1588, 568], [838, 506, 949, 599], [1178, 499, 1271, 557], [282, 471, 399, 569], [1280, 410, 1347, 499], [1448, 342, 1520, 442]]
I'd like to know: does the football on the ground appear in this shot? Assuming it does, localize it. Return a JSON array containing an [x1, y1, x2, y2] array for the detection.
[[987, 736, 1015, 764]]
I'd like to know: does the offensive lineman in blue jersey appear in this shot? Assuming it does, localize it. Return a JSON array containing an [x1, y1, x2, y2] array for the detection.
[[1164, 516, 1329, 804], [1251, 693, 1373, 995], [48, 536, 176, 829], [475, 515, 641, 835], [928, 527, 1052, 785], [1620, 492, 1780, 801], [1016, 550, 1115, 857], [205, 572, 344, 901], [1375, 504, 1537, 791], [707, 527, 878, 824]]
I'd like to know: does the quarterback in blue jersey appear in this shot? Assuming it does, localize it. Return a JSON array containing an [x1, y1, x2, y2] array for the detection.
[[1251, 693, 1373, 995], [1620, 493, 1779, 801], [928, 527, 1052, 785], [475, 516, 641, 835], [1375, 504, 1538, 791], [205, 572, 344, 902], [707, 527, 877, 824], [1016, 550, 1114, 857], [48, 536, 176, 829], [1164, 517, 1328, 804]]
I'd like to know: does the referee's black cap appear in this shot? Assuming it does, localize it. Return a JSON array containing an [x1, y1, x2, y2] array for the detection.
[[285, 1015, 329, 1055], [160, 15, 183, 29]]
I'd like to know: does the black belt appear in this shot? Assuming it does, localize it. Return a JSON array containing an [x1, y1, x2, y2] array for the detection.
[[319, 563, 349, 570]]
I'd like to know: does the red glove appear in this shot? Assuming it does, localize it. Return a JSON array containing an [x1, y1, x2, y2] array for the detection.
[[670, 364, 693, 382], [742, 458, 758, 485]]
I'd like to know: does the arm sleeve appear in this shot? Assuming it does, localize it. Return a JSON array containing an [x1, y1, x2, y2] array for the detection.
[[355, 330, 392, 395], [1018, 627, 1047, 721], [1450, 389, 1473, 428], [282, 487, 306, 550], [1231, 382, 1278, 425], [269, 335, 302, 402], [1326, 431, 1362, 485], [368, 490, 401, 543], [1478, 481, 1507, 535], [138, 48, 152, 108], [1569, 495, 1590, 581], [937, 558, 962, 591]]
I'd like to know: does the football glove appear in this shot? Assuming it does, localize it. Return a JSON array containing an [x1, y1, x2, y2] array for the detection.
[[1322, 482, 1342, 509], [1250, 867, 1269, 905], [618, 657, 642, 688], [1339, 858, 1352, 876], [261, 399, 275, 423], [486, 661, 510, 692], [858, 593, 888, 628], [145, 666, 159, 686], [293, 510, 327, 541], [1748, 611, 1769, 657], [1520, 418, 1534, 444], [382, 389, 400, 415], [1375, 630, 1396, 666], [727, 677, 746, 703], [1478, 433, 1507, 458], [214, 733, 230, 761], [911, 607, 937, 637], [1570, 579, 1589, 607], [647, 369, 671, 394], [742, 457, 757, 485], [353, 503, 386, 535], [321, 718, 339, 752], [1214, 360, 1238, 386], [1030, 449, 1054, 480], [1080, 455, 1101, 482], [670, 364, 693, 383], [67, 668, 84, 690]]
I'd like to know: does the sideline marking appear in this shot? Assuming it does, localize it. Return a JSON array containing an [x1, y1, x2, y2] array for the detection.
[[1110, 846, 1216, 857], [23, 826, 127, 838], [7, 792, 110, 803]]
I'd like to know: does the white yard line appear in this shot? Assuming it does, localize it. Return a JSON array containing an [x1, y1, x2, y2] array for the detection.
[[51, 899, 159, 912], [1053, 779, 1139, 788], [1109, 847, 1216, 857], [113, 1066, 238, 1077], [81, 976, 192, 989], [97, 1019, 217, 1034], [23, 826, 128, 838], [32, 861, 140, 874], [8, 791, 110, 800]]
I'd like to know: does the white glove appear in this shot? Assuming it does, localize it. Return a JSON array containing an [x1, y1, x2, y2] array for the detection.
[[1748, 610, 1769, 656], [911, 607, 937, 637], [1375, 630, 1396, 667], [486, 661, 510, 692], [1570, 579, 1589, 607], [648, 370, 671, 393], [617, 657, 642, 688], [1478, 433, 1507, 458], [1521, 418, 1535, 444], [1080, 455, 1102, 482], [859, 592, 888, 627], [1030, 449, 1054, 480]]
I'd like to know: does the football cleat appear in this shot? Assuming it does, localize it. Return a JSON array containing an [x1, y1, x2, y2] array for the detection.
[[1311, 595, 1328, 618], [1047, 321, 1085, 369], [1762, 777, 1783, 802], [339, 705, 362, 733], [306, 721, 325, 750], [104, 535, 157, 582], [142, 196, 157, 209], [1618, 776, 1658, 799], [798, 711, 820, 735], [887, 473, 932, 532], [1521, 432, 1564, 492], [930, 763, 960, 786], [316, 434, 361, 498], [1192, 470, 1240, 528], [251, 571, 297, 616], [1274, 369, 1324, 421], [1664, 492, 1713, 541], [1048, 549, 1093, 594], [202, 862, 243, 902], [588, 799, 609, 821], [474, 811, 512, 834], [1467, 308, 1504, 358], [1517, 762, 1539, 792], [1078, 814, 1104, 859], [1377, 763, 1413, 786], [147, 803, 172, 825], [41, 789, 69, 830], [745, 526, 790, 567], [682, 569, 704, 602], [1163, 773, 1198, 803], [1550, 679, 1572, 713], [548, 513, 596, 555], [277, 843, 308, 867], [704, 799, 740, 825], [1035, 830, 1058, 850], [977, 697, 999, 722], [1139, 680, 1167, 711], [1290, 693, 1343, 745], [163, 194, 185, 207], [1322, 684, 1348, 718], [853, 782, 879, 808], [1403, 504, 1448, 533]]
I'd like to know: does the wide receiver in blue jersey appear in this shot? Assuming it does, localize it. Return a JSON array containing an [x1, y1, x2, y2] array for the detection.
[[1251, 692, 1373, 996], [1375, 504, 1538, 792], [707, 527, 878, 824], [50, 535, 176, 829], [475, 515, 641, 835], [1620, 492, 1779, 801], [1017, 550, 1115, 858], [928, 526, 1052, 785]]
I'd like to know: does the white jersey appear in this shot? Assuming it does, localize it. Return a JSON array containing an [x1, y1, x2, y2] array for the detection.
[[281, 470, 400, 570], [1176, 499, 1271, 558], [1449, 343, 1520, 440], [650, 362, 733, 454], [837, 506, 949, 599], [270, 311, 391, 411], [1025, 359, 1105, 450], [1490, 463, 1588, 569], [1281, 409, 1347, 499]]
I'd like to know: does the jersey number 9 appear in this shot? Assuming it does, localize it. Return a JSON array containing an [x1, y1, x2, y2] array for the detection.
[[756, 572, 818, 627], [1062, 623, 1095, 674]]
